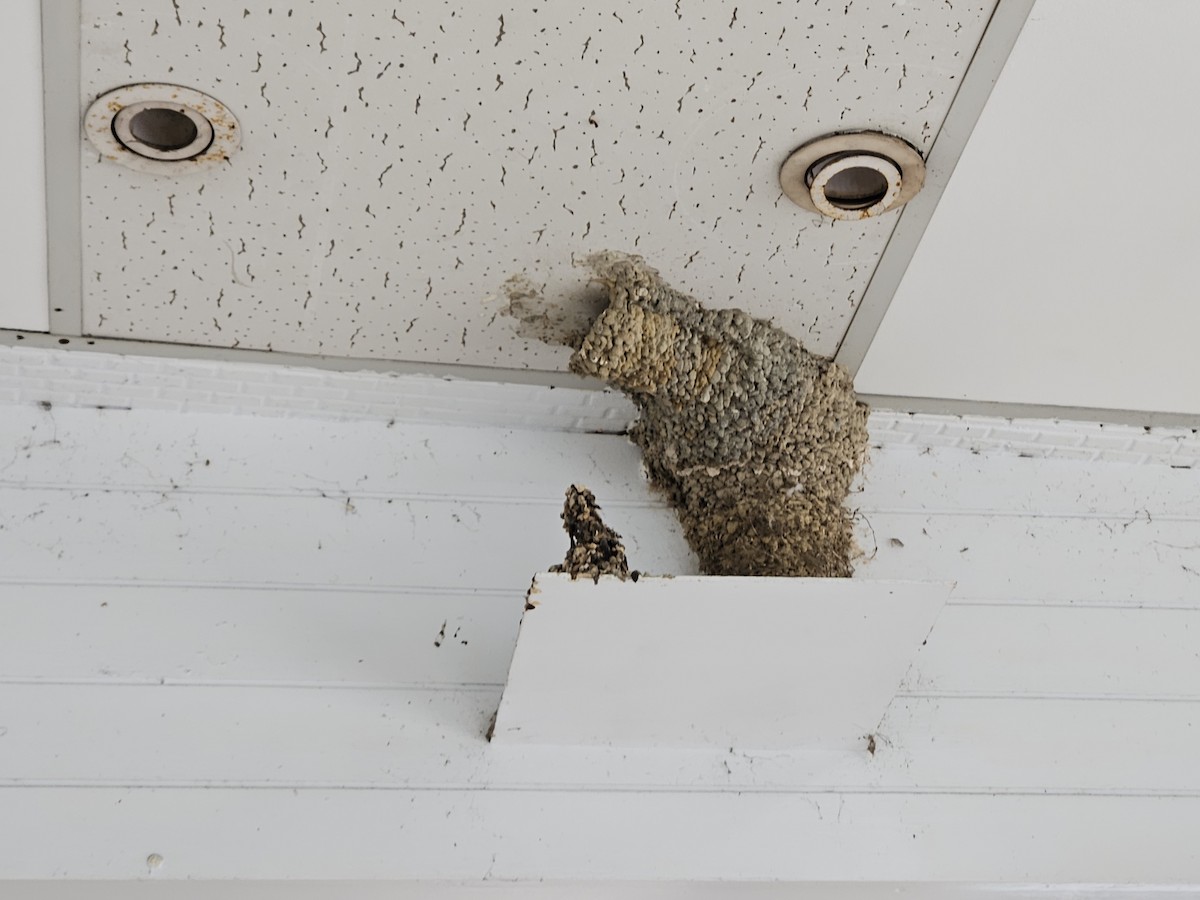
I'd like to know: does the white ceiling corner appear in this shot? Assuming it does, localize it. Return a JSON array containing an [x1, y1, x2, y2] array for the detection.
[[856, 0, 1200, 418]]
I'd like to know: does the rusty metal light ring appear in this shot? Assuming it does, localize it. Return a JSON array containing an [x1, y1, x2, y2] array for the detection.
[[779, 131, 925, 221], [85, 83, 241, 176]]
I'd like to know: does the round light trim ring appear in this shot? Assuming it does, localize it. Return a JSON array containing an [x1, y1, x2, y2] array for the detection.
[[85, 83, 241, 176], [112, 101, 214, 161], [808, 153, 902, 220], [779, 131, 925, 221]]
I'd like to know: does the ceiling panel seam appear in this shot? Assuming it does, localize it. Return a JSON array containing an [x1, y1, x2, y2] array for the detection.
[[41, 0, 83, 337]]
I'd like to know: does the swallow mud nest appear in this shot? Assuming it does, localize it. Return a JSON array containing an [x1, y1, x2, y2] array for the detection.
[[549, 485, 632, 582], [569, 252, 869, 578]]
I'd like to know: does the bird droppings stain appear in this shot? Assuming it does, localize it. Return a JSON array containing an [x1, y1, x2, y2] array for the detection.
[[500, 273, 609, 349], [570, 252, 869, 577], [549, 485, 632, 583]]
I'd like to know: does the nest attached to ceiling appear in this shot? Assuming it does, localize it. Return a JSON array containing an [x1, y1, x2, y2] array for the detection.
[[569, 252, 869, 577]]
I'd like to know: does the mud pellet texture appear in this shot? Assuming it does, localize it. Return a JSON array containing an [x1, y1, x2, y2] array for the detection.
[[571, 252, 869, 577]]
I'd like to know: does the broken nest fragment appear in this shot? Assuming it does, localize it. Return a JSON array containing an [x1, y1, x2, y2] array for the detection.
[[549, 485, 632, 583], [569, 252, 870, 578]]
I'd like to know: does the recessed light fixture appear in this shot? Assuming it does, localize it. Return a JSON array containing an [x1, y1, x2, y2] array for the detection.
[[779, 131, 925, 221], [85, 83, 241, 175]]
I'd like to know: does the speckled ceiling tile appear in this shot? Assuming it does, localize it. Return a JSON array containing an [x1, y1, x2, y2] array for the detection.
[[81, 0, 992, 371]]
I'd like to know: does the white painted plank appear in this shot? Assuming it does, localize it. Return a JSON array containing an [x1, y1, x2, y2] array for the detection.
[[4, 787, 1200, 881], [494, 575, 948, 751], [8, 407, 1200, 518], [0, 406, 657, 503], [0, 684, 501, 787], [874, 697, 1200, 793], [4, 405, 1200, 885], [853, 512, 1200, 606], [904, 604, 1200, 697], [3, 586, 1200, 698], [5, 486, 1193, 603], [3, 684, 1198, 793], [0, 585, 523, 687], [857, 446, 1200, 518], [0, 489, 696, 588], [11, 883, 1181, 900]]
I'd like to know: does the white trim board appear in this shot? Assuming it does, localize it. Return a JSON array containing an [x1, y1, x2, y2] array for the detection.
[[493, 574, 950, 750], [859, 393, 1200, 432], [0, 328, 598, 390], [2, 344, 1199, 465], [7, 326, 1200, 430], [0, 343, 634, 433], [7, 883, 1198, 900], [4, 788, 1200, 882]]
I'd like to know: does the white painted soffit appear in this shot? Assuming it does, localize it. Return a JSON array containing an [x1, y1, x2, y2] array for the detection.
[[853, 0, 1200, 421], [8, 0, 1025, 388]]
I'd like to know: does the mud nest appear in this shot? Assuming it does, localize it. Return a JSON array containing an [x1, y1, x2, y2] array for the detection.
[[549, 484, 632, 582], [569, 252, 869, 577]]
